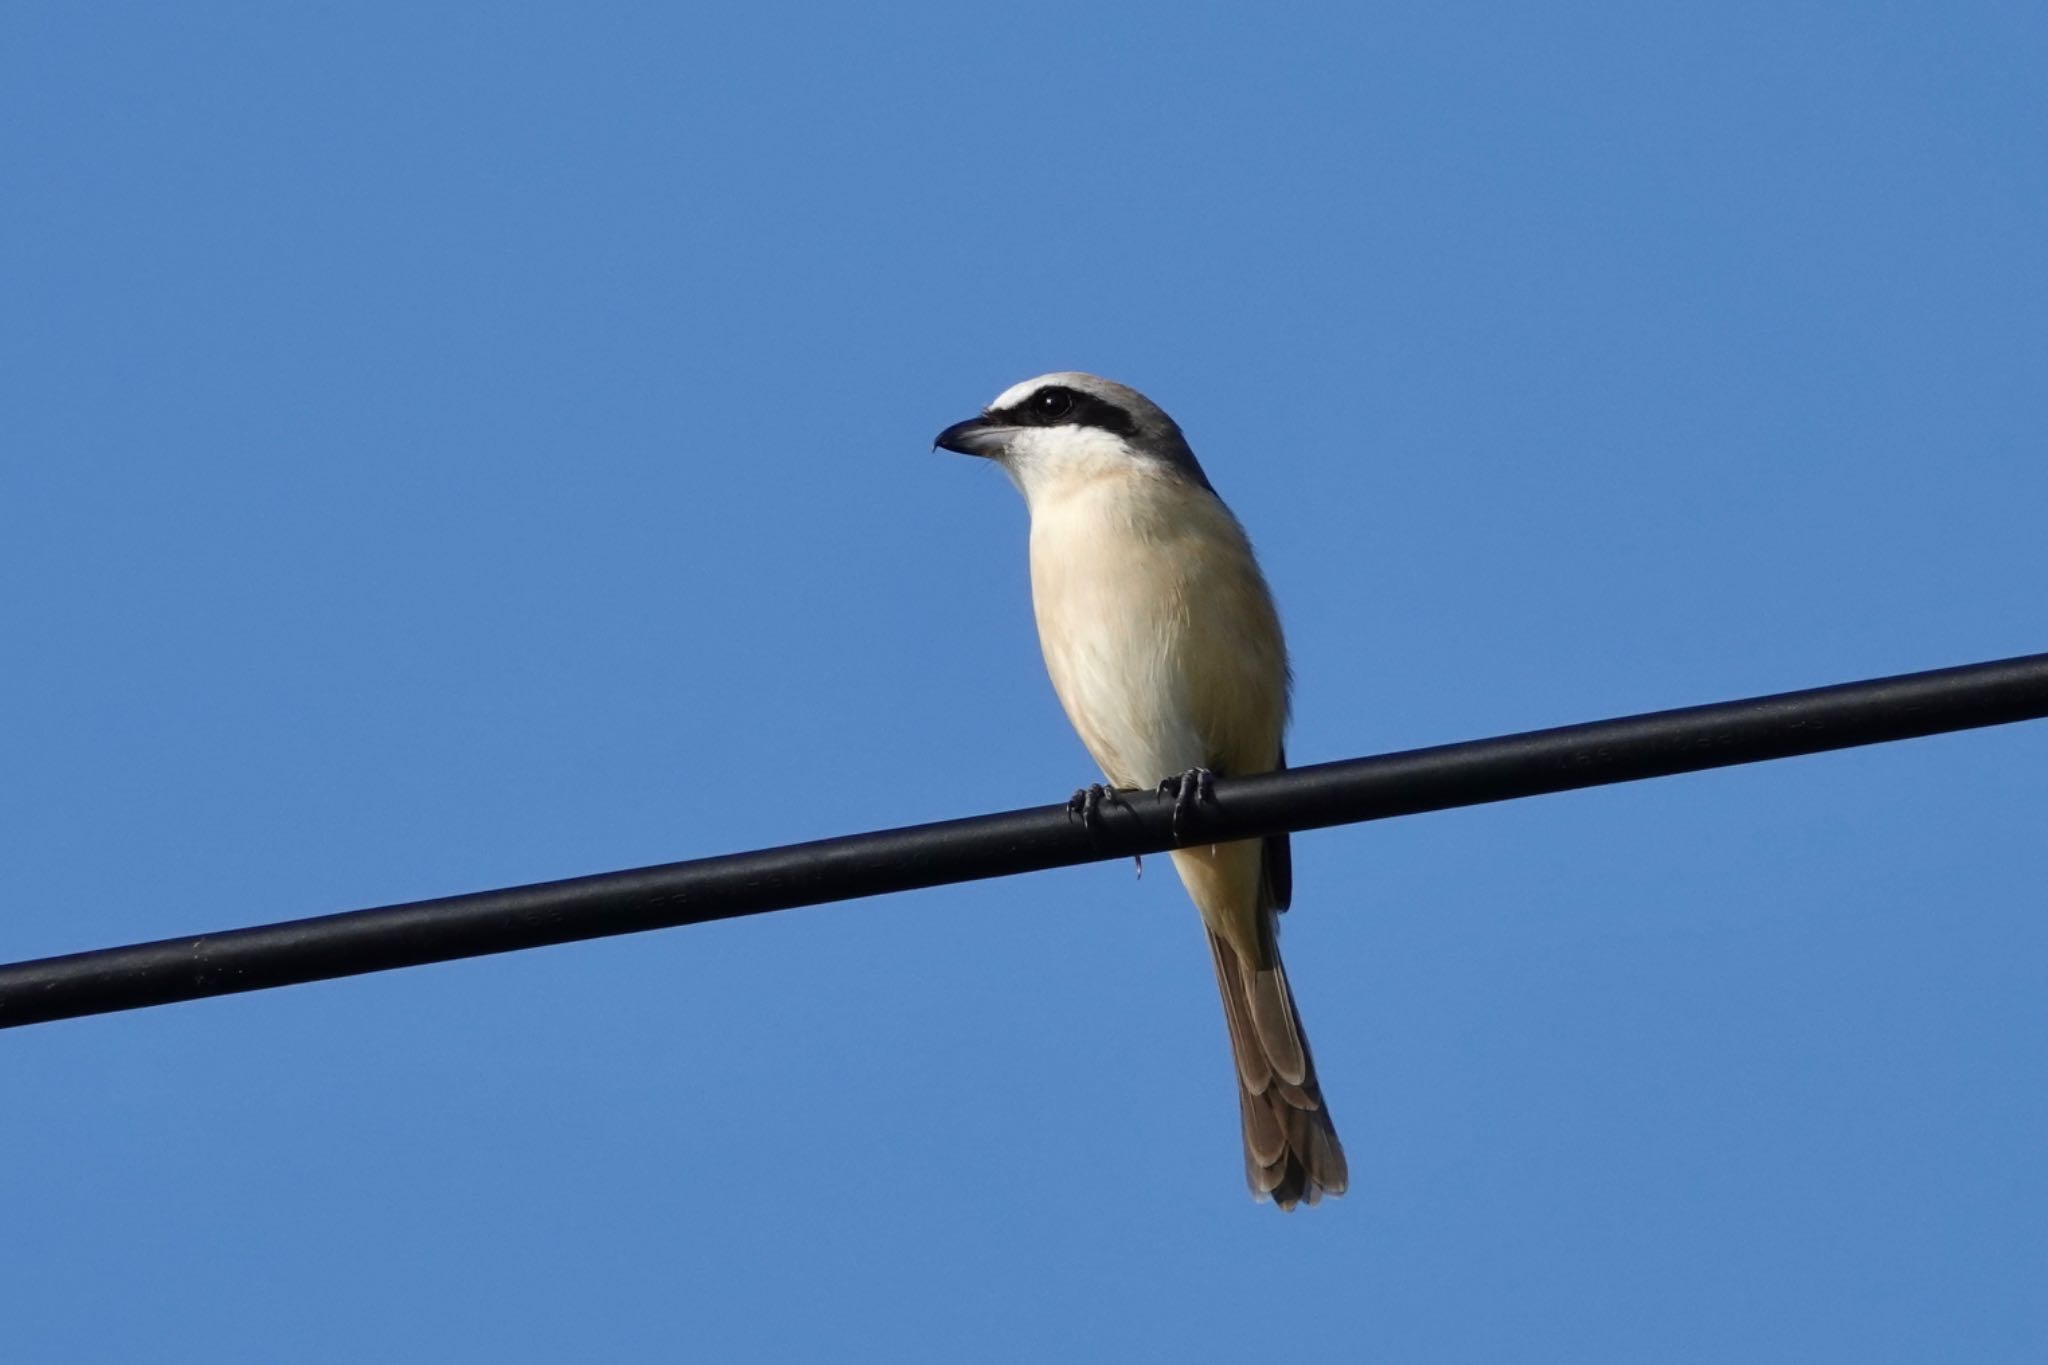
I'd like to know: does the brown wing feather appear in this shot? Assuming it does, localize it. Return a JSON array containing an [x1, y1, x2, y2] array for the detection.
[[1262, 747, 1292, 913]]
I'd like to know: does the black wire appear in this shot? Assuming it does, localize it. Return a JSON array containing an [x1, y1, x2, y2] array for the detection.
[[4, 651, 2045, 1030]]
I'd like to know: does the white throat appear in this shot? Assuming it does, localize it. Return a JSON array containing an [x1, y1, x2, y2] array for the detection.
[[997, 426, 1166, 509]]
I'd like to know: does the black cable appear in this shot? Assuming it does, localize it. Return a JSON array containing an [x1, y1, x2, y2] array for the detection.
[[4, 651, 2045, 1030]]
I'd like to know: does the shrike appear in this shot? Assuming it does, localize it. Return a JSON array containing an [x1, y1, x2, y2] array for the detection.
[[936, 372, 1347, 1209]]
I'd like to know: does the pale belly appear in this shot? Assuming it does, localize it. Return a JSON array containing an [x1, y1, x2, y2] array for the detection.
[[1026, 473, 1288, 791]]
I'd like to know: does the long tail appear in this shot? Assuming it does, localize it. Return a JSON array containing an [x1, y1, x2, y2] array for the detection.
[[1207, 917, 1347, 1209]]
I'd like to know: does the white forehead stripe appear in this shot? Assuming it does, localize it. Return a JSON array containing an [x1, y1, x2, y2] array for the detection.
[[989, 372, 1094, 411]]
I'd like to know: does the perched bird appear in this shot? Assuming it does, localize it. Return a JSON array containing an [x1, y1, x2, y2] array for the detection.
[[935, 373, 1346, 1209]]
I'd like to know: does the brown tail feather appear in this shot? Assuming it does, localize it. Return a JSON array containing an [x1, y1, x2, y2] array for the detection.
[[1207, 924, 1347, 1209]]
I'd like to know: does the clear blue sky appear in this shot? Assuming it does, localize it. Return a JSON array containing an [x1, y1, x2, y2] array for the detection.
[[4, 4, 2044, 1360]]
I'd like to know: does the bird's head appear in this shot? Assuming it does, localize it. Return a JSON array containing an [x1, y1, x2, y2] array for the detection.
[[934, 372, 1214, 499]]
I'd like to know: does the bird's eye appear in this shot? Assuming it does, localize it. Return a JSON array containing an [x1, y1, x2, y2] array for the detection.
[[1031, 389, 1075, 420]]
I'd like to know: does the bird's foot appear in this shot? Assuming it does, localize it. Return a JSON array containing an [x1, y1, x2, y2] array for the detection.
[[1066, 783, 1119, 838], [1158, 767, 1217, 842]]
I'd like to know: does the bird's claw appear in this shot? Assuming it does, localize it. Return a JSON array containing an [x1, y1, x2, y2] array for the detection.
[[1067, 782, 1116, 836], [1158, 767, 1216, 842]]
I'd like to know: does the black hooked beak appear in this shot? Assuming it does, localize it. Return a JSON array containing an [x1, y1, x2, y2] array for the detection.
[[933, 415, 1010, 458]]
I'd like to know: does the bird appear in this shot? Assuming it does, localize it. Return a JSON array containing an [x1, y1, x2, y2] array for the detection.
[[935, 372, 1347, 1209]]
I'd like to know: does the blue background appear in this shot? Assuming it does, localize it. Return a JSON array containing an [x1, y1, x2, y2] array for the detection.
[[4, 4, 2044, 1360]]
